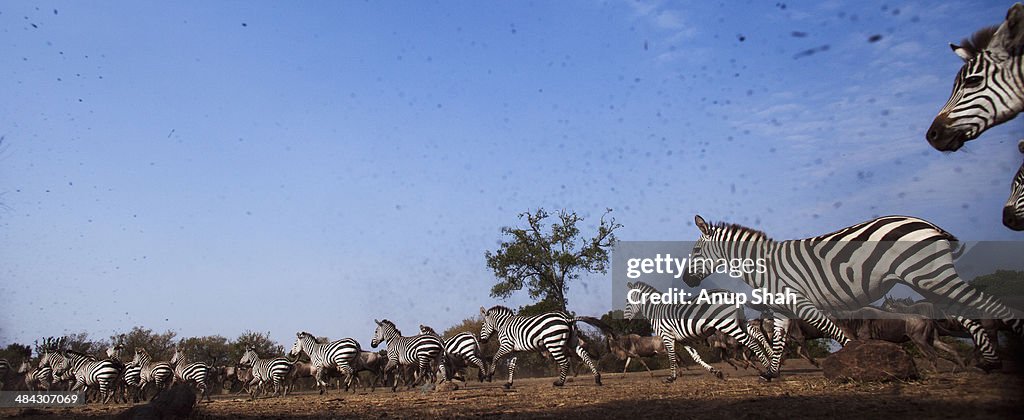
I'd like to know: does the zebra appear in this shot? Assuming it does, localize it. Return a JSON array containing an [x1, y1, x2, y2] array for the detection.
[[122, 364, 142, 403], [130, 347, 174, 400], [682, 214, 1024, 376], [170, 346, 212, 401], [238, 347, 294, 400], [25, 364, 54, 391], [623, 282, 771, 381], [478, 305, 603, 389], [1005, 140, 1024, 230], [0, 358, 9, 389], [419, 324, 489, 383], [288, 331, 361, 394], [371, 319, 448, 391], [40, 350, 120, 403], [926, 3, 1023, 151]]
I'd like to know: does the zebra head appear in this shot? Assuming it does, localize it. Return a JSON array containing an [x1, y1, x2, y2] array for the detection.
[[132, 347, 152, 366], [170, 346, 183, 366], [106, 344, 124, 361], [239, 347, 259, 367], [622, 281, 657, 320], [49, 351, 74, 377], [38, 351, 64, 372], [682, 215, 768, 288], [419, 324, 438, 336], [478, 306, 513, 343], [17, 359, 32, 374], [927, 4, 1024, 151], [290, 332, 314, 357], [371, 319, 400, 348], [1005, 140, 1024, 230]]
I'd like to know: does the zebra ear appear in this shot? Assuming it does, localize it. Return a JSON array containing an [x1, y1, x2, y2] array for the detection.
[[950, 43, 973, 62], [479, 306, 487, 316], [1018, 139, 1024, 154], [374, 319, 381, 325], [695, 215, 710, 235], [988, 4, 1024, 60]]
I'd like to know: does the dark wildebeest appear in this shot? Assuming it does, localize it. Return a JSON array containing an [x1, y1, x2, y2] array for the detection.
[[753, 317, 826, 368], [835, 307, 965, 371], [604, 334, 670, 377], [350, 351, 388, 391], [881, 296, 1019, 365]]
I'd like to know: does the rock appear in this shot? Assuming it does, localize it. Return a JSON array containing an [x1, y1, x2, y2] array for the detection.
[[117, 384, 196, 420], [822, 340, 919, 382]]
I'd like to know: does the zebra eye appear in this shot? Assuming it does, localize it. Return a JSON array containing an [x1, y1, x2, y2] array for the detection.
[[964, 75, 984, 87]]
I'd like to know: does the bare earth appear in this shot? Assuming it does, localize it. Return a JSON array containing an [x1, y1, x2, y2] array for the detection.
[[4, 360, 1022, 419]]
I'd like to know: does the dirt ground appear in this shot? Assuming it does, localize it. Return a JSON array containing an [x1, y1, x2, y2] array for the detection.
[[4, 360, 1022, 419]]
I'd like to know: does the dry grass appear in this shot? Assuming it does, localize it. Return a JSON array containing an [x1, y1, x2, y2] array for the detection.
[[3, 360, 1021, 419]]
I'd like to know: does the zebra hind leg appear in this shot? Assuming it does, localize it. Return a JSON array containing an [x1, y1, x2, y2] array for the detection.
[[682, 346, 723, 380], [573, 343, 601, 386]]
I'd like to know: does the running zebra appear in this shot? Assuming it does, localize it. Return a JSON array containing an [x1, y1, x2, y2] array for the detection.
[[419, 325, 489, 383], [130, 348, 174, 400], [371, 319, 447, 391], [926, 3, 1023, 151], [624, 282, 771, 381], [683, 214, 1024, 376], [40, 350, 120, 403], [478, 306, 602, 389], [25, 364, 54, 391], [288, 331, 361, 394], [238, 347, 293, 399], [170, 346, 213, 401], [1005, 140, 1024, 230]]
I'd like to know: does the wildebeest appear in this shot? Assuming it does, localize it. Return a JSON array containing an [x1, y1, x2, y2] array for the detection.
[[603, 334, 670, 378], [835, 307, 965, 371]]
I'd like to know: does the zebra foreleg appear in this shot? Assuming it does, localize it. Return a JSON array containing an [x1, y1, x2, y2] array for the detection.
[[506, 356, 518, 389], [660, 337, 680, 383], [488, 344, 514, 387]]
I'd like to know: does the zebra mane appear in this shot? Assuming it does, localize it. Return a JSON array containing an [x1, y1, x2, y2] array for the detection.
[[63, 349, 89, 359], [627, 281, 659, 294], [959, 25, 1000, 58], [485, 305, 515, 316], [377, 319, 399, 332], [712, 222, 771, 241]]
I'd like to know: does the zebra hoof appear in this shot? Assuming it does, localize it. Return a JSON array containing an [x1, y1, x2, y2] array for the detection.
[[662, 377, 676, 384], [713, 371, 724, 380], [594, 374, 602, 386], [975, 360, 1002, 373], [552, 380, 565, 387], [502, 383, 513, 390], [759, 373, 774, 382]]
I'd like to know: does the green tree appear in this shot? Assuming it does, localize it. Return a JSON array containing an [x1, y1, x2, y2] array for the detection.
[[115, 326, 178, 361], [486, 208, 621, 311], [178, 335, 232, 366], [0, 343, 31, 362], [230, 331, 285, 364], [971, 270, 1024, 296], [598, 310, 652, 337]]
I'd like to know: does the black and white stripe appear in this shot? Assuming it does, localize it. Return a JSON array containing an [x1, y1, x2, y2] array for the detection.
[[0, 358, 9, 389], [926, 4, 1024, 151], [130, 348, 174, 400], [1005, 140, 1024, 230], [238, 347, 293, 399], [288, 331, 361, 394], [419, 325, 488, 383], [170, 347, 212, 401], [478, 306, 602, 389], [371, 319, 447, 391], [40, 350, 120, 403], [684, 215, 1024, 376], [624, 282, 771, 381]]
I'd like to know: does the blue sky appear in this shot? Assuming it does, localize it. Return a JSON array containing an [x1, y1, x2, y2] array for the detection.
[[1, 1, 1022, 349]]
